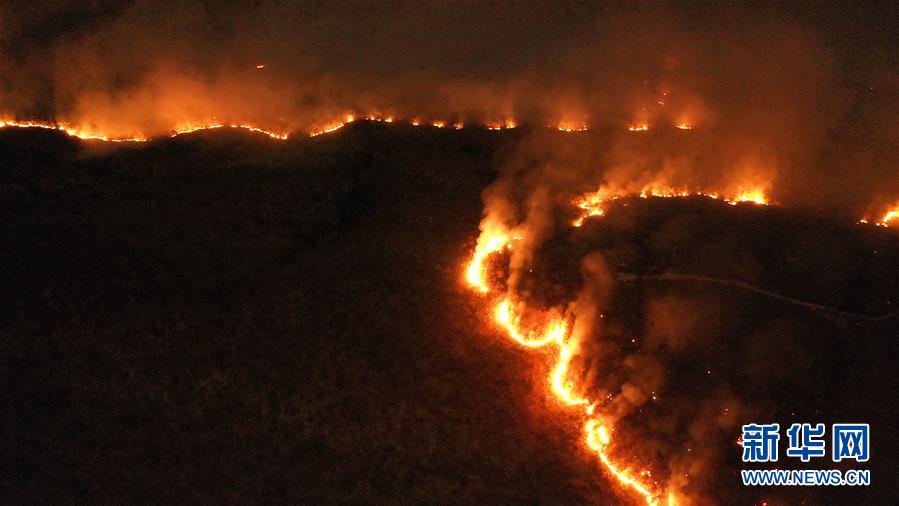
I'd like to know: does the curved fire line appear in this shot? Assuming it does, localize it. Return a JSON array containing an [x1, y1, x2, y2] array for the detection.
[[465, 188, 896, 504]]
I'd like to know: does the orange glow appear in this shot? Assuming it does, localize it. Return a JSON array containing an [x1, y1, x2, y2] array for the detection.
[[0, 118, 149, 142], [878, 204, 899, 227], [557, 121, 588, 132], [586, 419, 658, 505], [465, 223, 660, 504], [171, 122, 289, 140], [494, 298, 567, 348], [730, 189, 769, 206], [2, 114, 746, 141], [255, 64, 265, 69], [486, 119, 517, 130], [861, 203, 899, 227], [551, 341, 589, 406], [465, 230, 510, 293], [309, 114, 355, 137], [674, 122, 692, 130], [572, 184, 771, 227]]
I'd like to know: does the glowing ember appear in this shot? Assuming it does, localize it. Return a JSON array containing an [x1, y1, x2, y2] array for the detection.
[[255, 64, 265, 69], [674, 122, 692, 130], [628, 124, 650, 132]]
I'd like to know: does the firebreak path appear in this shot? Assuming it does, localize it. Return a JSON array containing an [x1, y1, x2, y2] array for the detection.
[[617, 272, 896, 322]]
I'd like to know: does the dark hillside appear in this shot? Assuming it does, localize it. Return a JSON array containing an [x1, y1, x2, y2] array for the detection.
[[1, 125, 896, 504]]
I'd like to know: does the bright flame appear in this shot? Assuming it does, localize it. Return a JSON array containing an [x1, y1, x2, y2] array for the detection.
[[465, 181, 780, 499], [557, 121, 588, 132], [585, 419, 658, 505], [551, 342, 589, 406], [674, 122, 692, 130], [172, 122, 289, 140], [494, 299, 566, 348], [731, 189, 769, 206], [465, 221, 660, 504], [486, 119, 518, 130], [0, 113, 593, 141], [0, 118, 148, 142], [878, 204, 899, 227], [572, 184, 770, 227], [465, 231, 511, 293], [628, 124, 650, 132]]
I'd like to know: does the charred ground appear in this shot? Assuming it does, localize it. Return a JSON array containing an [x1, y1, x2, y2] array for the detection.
[[1, 123, 896, 504]]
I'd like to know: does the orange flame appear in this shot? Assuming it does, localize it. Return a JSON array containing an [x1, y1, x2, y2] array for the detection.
[[557, 120, 588, 132], [465, 226, 660, 504], [8, 113, 734, 142], [462, 181, 782, 501], [486, 119, 517, 130], [572, 185, 771, 227], [465, 231, 511, 293], [876, 203, 899, 227]]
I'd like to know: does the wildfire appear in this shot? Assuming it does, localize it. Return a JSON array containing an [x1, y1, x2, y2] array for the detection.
[[461, 175, 778, 502], [171, 122, 289, 140], [309, 114, 356, 137], [0, 118, 149, 142], [464, 222, 660, 504], [3, 112, 719, 142], [465, 229, 511, 293], [883, 207, 899, 226], [0, 117, 293, 141], [486, 119, 517, 130], [556, 121, 588, 132], [674, 122, 692, 130], [572, 185, 771, 227], [730, 189, 769, 206]]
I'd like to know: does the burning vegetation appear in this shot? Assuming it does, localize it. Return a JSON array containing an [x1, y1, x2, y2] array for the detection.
[[2, 2, 897, 505]]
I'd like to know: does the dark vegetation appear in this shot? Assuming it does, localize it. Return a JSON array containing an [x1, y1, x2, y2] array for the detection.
[[1, 123, 896, 504]]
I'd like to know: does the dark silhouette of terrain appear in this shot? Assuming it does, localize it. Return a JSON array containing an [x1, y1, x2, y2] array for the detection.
[[1, 123, 896, 504]]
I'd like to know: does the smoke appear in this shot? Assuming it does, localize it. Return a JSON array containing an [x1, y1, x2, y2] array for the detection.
[[461, 7, 897, 491], [2, 1, 896, 214], [3, 2, 894, 501]]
